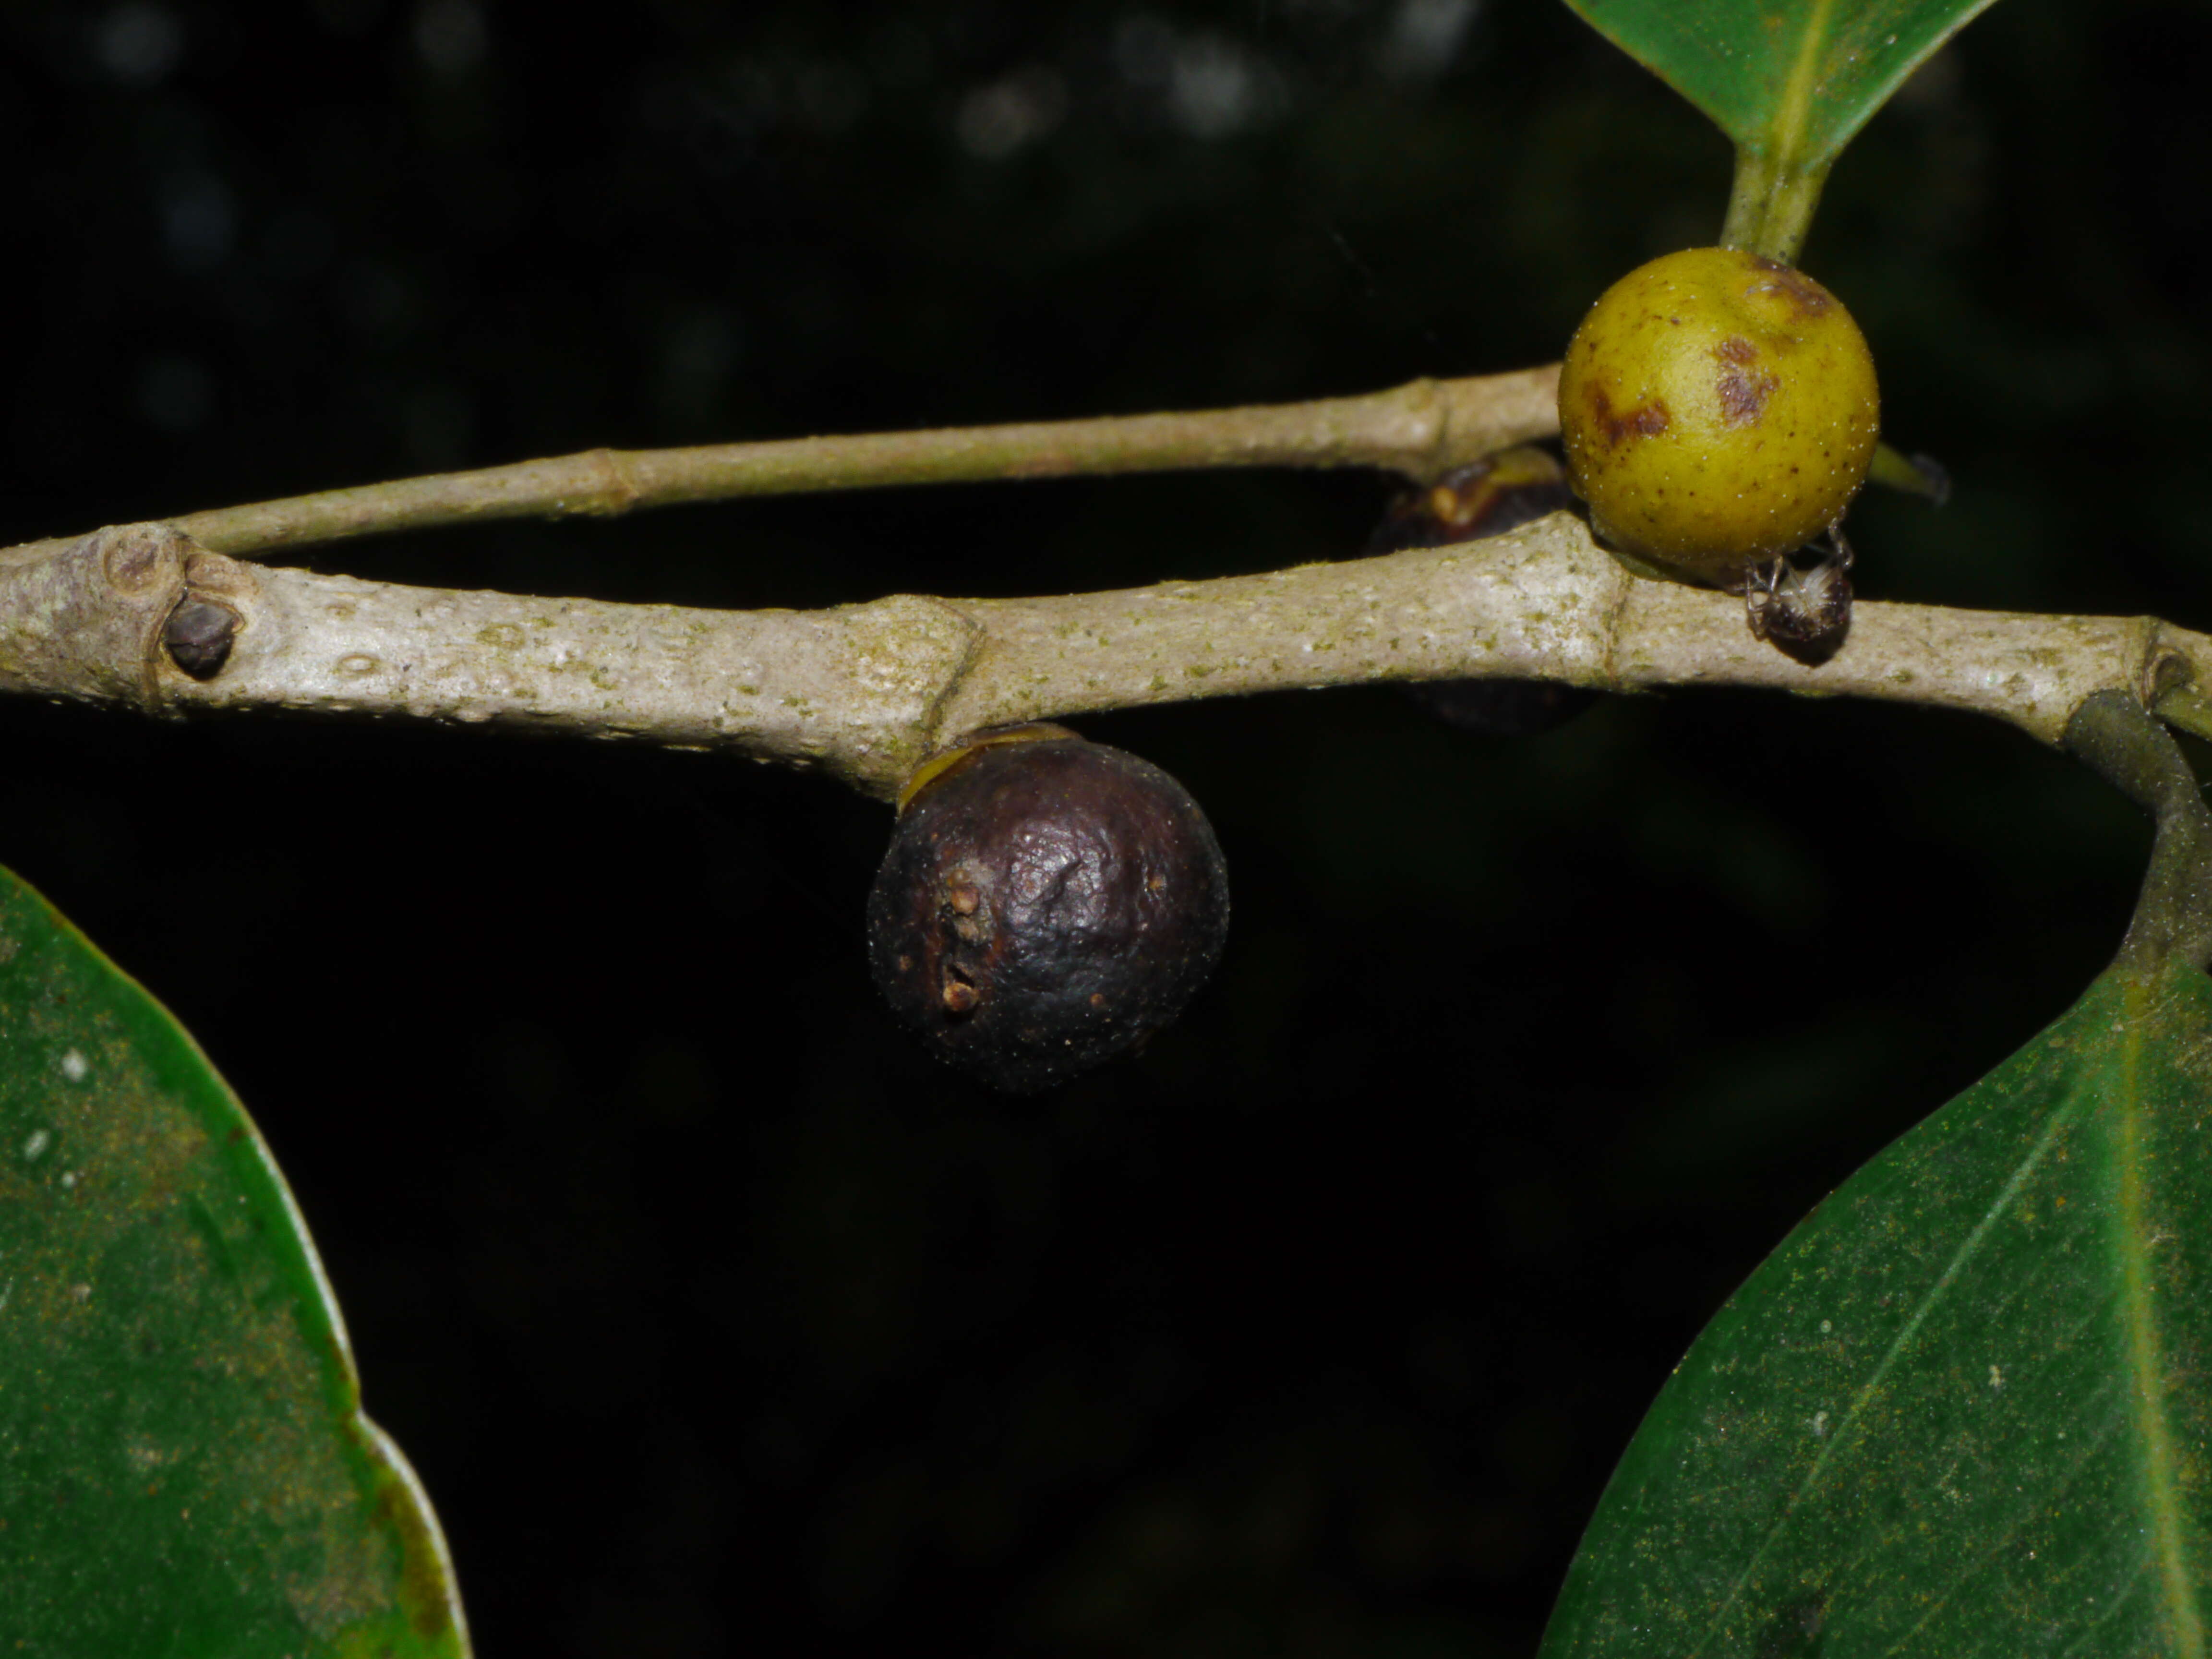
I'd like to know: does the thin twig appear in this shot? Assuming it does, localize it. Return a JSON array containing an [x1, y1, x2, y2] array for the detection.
[[6, 518, 2202, 804], [0, 368, 1562, 568]]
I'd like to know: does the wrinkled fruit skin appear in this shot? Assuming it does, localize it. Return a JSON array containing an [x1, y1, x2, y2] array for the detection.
[[867, 734, 1229, 1093], [1558, 246, 1879, 585], [1366, 446, 1597, 737]]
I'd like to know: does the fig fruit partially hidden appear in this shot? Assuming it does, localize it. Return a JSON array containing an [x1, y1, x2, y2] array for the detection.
[[1557, 246, 1878, 649], [867, 726, 1229, 1093], [1367, 445, 1596, 736]]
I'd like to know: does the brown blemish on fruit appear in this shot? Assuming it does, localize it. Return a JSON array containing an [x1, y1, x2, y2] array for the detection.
[[1585, 383, 1671, 446], [1716, 336, 1757, 366], [1716, 363, 1780, 427], [1744, 256, 1833, 319]]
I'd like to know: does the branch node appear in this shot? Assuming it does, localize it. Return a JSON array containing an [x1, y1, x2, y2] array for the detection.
[[2142, 625, 2197, 706], [0, 524, 196, 714], [1594, 547, 1642, 695], [576, 447, 645, 518], [102, 523, 184, 598], [910, 607, 986, 759], [182, 550, 257, 599], [1399, 376, 1450, 478]]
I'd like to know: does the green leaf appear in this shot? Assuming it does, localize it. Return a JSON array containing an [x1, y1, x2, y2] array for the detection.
[[0, 866, 469, 1658], [1562, 0, 2003, 173], [1538, 957, 2212, 1658], [1562, 0, 2006, 258]]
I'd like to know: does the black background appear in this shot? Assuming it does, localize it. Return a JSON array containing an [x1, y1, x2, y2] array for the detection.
[[4, 2, 2207, 1654]]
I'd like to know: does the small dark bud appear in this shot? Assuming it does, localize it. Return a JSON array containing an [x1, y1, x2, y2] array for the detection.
[[162, 596, 242, 680], [867, 727, 1229, 1093], [1368, 446, 1598, 737]]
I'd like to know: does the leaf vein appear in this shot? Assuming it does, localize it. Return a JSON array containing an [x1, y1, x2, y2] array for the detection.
[[1877, 1403, 2137, 1658], [1684, 1061, 2094, 1658]]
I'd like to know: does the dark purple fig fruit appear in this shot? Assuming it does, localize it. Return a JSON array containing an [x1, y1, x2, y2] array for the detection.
[[866, 726, 1229, 1093], [1367, 446, 1599, 737]]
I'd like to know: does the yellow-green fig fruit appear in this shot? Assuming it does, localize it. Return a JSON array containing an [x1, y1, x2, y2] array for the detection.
[[1557, 246, 1880, 586]]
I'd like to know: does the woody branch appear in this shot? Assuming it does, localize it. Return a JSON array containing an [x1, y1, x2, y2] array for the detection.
[[4, 516, 2202, 804]]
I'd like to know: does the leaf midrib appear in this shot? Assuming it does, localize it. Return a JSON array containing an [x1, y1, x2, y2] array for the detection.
[[2116, 976, 2206, 1656], [1765, 0, 1836, 170]]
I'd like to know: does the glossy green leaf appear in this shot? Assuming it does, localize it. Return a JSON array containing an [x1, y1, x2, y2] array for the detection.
[[1562, 0, 2003, 170], [0, 866, 469, 1657], [1539, 957, 2212, 1658], [1562, 0, 2006, 257]]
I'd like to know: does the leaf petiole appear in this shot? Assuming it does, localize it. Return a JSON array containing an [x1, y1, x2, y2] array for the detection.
[[1719, 145, 1830, 265]]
